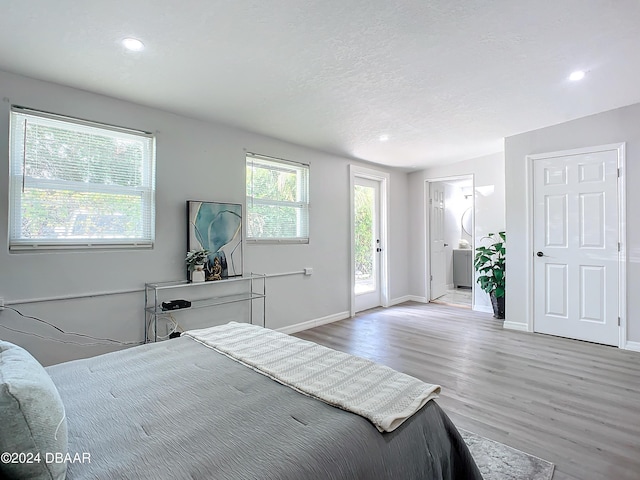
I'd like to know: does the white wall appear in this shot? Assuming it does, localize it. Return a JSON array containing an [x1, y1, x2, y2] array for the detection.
[[0, 70, 411, 365], [408, 152, 506, 311], [505, 102, 640, 346]]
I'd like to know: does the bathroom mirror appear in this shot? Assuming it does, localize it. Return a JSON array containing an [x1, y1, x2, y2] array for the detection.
[[461, 207, 472, 236]]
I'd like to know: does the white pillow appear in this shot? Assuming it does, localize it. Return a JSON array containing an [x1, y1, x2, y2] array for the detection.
[[0, 340, 68, 480]]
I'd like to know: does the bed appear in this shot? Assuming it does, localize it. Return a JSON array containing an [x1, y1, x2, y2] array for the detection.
[[0, 323, 482, 480]]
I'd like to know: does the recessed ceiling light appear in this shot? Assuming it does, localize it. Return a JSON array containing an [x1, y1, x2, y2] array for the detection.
[[569, 70, 586, 81], [379, 134, 389, 142], [122, 37, 145, 52]]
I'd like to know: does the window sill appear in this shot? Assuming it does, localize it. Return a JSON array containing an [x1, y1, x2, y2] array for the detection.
[[9, 241, 154, 252], [246, 238, 309, 245]]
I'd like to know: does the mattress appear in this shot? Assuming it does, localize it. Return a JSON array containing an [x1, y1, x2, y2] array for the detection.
[[46, 335, 482, 480]]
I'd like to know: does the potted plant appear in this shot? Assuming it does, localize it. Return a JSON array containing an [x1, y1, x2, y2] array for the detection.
[[474, 231, 505, 319], [185, 248, 210, 282]]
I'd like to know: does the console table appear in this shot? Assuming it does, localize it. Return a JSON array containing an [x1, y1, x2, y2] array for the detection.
[[144, 274, 266, 342]]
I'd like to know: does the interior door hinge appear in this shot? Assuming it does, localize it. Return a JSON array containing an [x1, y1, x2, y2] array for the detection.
[[618, 317, 621, 326], [618, 242, 621, 252], [618, 167, 621, 178], [430, 275, 433, 281]]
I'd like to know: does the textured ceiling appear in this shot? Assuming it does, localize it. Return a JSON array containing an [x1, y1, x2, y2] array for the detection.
[[1, 1, 639, 169]]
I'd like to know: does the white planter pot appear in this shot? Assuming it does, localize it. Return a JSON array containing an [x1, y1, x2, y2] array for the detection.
[[191, 265, 205, 283]]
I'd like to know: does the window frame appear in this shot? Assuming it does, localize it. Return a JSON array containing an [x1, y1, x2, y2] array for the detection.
[[245, 152, 310, 244], [8, 106, 156, 251]]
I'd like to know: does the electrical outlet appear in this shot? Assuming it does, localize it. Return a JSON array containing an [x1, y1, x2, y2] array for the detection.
[[304, 268, 313, 276]]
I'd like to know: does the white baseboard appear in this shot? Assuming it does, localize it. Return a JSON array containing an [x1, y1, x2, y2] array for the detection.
[[473, 305, 493, 314], [388, 295, 427, 306], [624, 341, 640, 352], [276, 311, 350, 335], [503, 321, 529, 332]]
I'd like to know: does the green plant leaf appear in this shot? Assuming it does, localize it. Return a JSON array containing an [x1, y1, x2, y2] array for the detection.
[[475, 231, 506, 296]]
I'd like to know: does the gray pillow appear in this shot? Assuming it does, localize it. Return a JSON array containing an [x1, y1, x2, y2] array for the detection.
[[0, 340, 68, 480]]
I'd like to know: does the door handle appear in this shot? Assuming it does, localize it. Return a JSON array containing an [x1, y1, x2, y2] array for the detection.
[[444, 243, 449, 247], [536, 251, 544, 257]]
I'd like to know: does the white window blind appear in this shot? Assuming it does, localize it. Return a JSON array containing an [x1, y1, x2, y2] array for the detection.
[[9, 107, 156, 250], [246, 153, 309, 242]]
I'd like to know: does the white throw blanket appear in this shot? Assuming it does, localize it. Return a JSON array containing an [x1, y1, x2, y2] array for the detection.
[[183, 322, 441, 432]]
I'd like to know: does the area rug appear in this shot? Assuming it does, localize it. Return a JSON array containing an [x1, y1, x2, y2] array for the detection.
[[460, 429, 555, 480]]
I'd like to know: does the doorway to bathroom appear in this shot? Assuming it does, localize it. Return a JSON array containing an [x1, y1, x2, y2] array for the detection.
[[428, 176, 474, 308]]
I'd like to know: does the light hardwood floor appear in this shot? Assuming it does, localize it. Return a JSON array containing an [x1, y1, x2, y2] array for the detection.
[[294, 302, 640, 480]]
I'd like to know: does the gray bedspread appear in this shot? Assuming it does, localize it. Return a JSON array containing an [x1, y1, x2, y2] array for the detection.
[[46, 336, 482, 480]]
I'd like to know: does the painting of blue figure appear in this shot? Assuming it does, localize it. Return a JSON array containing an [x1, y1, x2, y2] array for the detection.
[[187, 201, 243, 280]]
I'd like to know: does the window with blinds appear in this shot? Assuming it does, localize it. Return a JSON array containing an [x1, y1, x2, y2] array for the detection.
[[8, 107, 156, 250], [246, 153, 309, 243]]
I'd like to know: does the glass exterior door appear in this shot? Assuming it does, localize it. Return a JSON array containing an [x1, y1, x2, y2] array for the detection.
[[354, 177, 381, 311]]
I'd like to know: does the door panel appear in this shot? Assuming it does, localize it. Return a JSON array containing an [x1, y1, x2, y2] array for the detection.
[[533, 149, 619, 346], [545, 263, 567, 317], [545, 194, 567, 246], [354, 177, 381, 312], [429, 182, 447, 300], [580, 266, 604, 323], [579, 193, 604, 247]]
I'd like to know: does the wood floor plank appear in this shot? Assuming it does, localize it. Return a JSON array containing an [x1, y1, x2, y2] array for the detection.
[[294, 302, 640, 480]]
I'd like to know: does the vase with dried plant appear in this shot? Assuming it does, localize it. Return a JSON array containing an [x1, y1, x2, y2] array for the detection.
[[185, 248, 210, 283]]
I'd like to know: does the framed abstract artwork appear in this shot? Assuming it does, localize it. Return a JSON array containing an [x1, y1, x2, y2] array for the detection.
[[187, 201, 243, 281]]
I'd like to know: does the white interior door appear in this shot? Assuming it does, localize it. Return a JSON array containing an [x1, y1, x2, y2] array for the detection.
[[430, 182, 447, 300], [533, 149, 620, 346], [354, 177, 381, 312]]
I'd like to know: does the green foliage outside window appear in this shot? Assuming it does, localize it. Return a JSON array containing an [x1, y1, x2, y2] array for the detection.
[[9, 108, 154, 248], [246, 158, 308, 240], [18, 123, 146, 239], [21, 190, 142, 238], [24, 124, 143, 186], [354, 185, 373, 278]]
